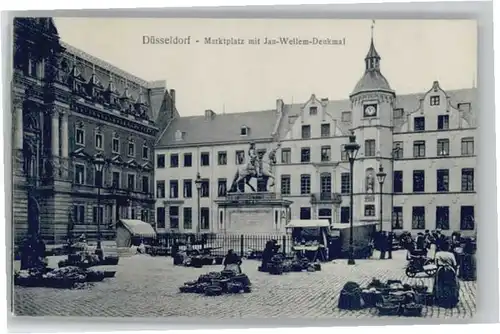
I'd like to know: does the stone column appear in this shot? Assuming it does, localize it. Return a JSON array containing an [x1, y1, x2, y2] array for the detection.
[[60, 112, 69, 158], [13, 97, 23, 150], [51, 110, 60, 156], [112, 203, 117, 225]]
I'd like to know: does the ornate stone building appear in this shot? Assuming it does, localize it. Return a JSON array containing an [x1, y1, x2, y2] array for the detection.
[[154, 34, 477, 235], [12, 18, 177, 244]]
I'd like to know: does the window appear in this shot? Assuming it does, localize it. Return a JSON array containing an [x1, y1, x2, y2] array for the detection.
[[364, 205, 375, 217], [112, 171, 120, 188], [413, 141, 426, 158], [413, 170, 425, 192], [183, 153, 192, 167], [321, 146, 331, 162], [341, 173, 351, 194], [74, 164, 85, 185], [200, 152, 210, 166], [240, 126, 248, 136], [142, 176, 149, 193], [170, 154, 179, 168], [76, 128, 85, 146], [281, 175, 291, 195], [414, 117, 425, 131], [393, 108, 404, 119], [218, 179, 227, 197], [460, 206, 475, 230], [461, 138, 474, 156], [461, 168, 474, 191], [95, 133, 103, 150], [201, 179, 210, 197], [72, 205, 85, 224], [341, 145, 348, 161], [300, 174, 311, 195], [437, 139, 449, 156], [320, 173, 332, 194], [301, 125, 311, 139], [94, 170, 103, 187], [156, 180, 165, 198], [200, 207, 210, 230], [127, 174, 135, 190], [392, 207, 403, 230], [236, 151, 245, 165], [436, 169, 449, 192], [112, 136, 120, 153], [437, 115, 449, 130], [393, 171, 403, 193], [218, 151, 227, 165], [309, 106, 318, 115], [341, 111, 351, 122], [183, 208, 192, 229], [169, 206, 179, 229], [156, 207, 165, 228], [183, 179, 192, 198], [142, 145, 149, 159], [169, 180, 178, 198], [300, 148, 310, 163], [281, 149, 291, 164], [340, 207, 350, 224], [300, 207, 311, 220], [412, 206, 425, 229], [430, 95, 440, 106], [393, 142, 404, 159], [321, 123, 330, 137], [436, 206, 450, 230], [128, 140, 135, 157], [156, 154, 165, 168], [92, 207, 104, 225], [364, 139, 376, 157]]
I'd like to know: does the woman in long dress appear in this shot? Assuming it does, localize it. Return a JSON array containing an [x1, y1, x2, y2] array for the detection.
[[433, 240, 460, 308], [458, 238, 476, 281]]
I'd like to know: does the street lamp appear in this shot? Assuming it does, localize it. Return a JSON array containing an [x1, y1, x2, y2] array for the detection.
[[93, 153, 106, 259], [376, 164, 387, 232], [194, 172, 202, 234], [343, 130, 360, 265]]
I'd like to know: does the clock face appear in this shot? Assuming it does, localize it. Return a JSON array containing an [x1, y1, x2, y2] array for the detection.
[[364, 105, 377, 117]]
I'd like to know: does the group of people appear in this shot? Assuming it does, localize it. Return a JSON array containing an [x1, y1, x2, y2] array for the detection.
[[407, 229, 477, 308], [20, 234, 47, 270], [373, 231, 395, 259]]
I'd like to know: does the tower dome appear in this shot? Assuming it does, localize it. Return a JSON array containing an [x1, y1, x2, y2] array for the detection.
[[350, 29, 393, 97]]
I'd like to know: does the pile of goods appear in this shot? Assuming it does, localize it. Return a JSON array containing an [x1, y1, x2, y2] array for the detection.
[[179, 270, 252, 296], [174, 251, 224, 268], [338, 278, 431, 317], [58, 253, 119, 269], [262, 254, 321, 275], [14, 266, 115, 289]]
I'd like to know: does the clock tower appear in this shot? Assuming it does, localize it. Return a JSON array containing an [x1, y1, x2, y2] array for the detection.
[[348, 26, 396, 231]]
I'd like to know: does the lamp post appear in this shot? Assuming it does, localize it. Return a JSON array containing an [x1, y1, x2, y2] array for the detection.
[[93, 153, 106, 259], [376, 164, 387, 232], [390, 144, 402, 232], [194, 172, 202, 234], [343, 130, 360, 265]]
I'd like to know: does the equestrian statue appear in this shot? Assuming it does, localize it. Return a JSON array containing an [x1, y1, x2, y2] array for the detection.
[[229, 141, 281, 193]]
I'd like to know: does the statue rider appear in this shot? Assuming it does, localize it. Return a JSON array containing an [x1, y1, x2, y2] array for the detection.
[[248, 142, 261, 177]]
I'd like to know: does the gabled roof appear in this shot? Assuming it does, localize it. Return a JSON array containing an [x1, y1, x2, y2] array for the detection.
[[156, 109, 278, 147], [111, 155, 125, 165], [70, 147, 92, 159]]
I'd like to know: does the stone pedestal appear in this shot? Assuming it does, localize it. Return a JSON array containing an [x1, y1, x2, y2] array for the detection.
[[215, 192, 293, 234]]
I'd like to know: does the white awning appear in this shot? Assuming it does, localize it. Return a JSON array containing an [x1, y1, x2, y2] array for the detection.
[[286, 219, 330, 228], [119, 219, 157, 238], [330, 222, 378, 230]]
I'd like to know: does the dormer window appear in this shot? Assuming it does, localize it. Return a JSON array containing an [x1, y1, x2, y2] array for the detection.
[[430, 95, 440, 106], [174, 130, 184, 141], [309, 106, 318, 115], [240, 126, 249, 136], [394, 108, 404, 119]]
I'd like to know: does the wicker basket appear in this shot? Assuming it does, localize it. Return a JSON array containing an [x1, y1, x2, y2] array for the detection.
[[402, 304, 423, 317], [376, 303, 401, 316]]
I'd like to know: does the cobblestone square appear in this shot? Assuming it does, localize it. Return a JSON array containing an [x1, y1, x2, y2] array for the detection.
[[13, 251, 476, 319]]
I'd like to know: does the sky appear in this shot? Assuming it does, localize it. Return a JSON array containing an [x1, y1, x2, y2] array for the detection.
[[53, 18, 477, 116]]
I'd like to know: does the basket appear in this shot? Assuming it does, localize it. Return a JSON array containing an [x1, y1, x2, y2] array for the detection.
[[204, 286, 223, 296], [194, 282, 210, 293], [221, 270, 236, 278], [376, 303, 400, 316], [103, 271, 116, 278], [179, 285, 196, 293], [361, 292, 380, 307], [227, 282, 244, 293], [402, 303, 423, 317], [86, 271, 105, 282], [214, 257, 224, 265], [382, 294, 405, 304], [313, 263, 321, 271]]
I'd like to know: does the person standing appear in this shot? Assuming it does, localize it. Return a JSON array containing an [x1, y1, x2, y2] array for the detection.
[[433, 240, 460, 308], [379, 231, 387, 260], [223, 249, 242, 274], [387, 232, 394, 259]]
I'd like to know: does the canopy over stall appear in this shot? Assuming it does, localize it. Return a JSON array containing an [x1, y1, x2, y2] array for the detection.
[[116, 219, 157, 248], [286, 219, 330, 261]]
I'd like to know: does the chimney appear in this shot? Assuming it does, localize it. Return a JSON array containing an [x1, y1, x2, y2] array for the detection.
[[204, 109, 216, 120], [169, 89, 176, 107], [276, 99, 284, 116]]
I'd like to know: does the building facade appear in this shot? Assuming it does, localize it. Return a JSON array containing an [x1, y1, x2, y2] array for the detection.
[[12, 18, 177, 244], [154, 36, 477, 235]]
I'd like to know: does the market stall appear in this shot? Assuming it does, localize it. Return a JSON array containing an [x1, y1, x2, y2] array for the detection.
[[329, 222, 377, 259], [286, 219, 330, 262], [116, 219, 157, 249]]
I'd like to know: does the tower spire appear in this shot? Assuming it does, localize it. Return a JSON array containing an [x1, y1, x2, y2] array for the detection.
[[365, 20, 381, 71], [371, 19, 375, 41]]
